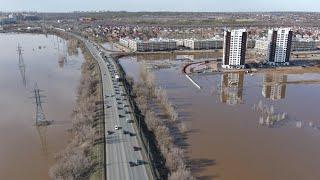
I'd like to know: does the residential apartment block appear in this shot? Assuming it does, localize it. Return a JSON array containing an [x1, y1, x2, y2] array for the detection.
[[119, 37, 177, 52], [222, 29, 248, 69], [267, 28, 293, 65], [183, 38, 223, 50]]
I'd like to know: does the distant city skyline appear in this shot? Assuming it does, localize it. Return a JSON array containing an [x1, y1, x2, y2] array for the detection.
[[1, 0, 320, 12]]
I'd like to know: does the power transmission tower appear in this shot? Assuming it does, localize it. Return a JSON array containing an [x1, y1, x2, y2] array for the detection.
[[17, 44, 27, 87], [31, 83, 51, 126]]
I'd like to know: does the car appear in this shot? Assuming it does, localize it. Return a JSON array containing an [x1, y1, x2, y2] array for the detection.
[[133, 146, 142, 151], [126, 119, 134, 123], [129, 132, 136, 137], [136, 160, 146, 165], [107, 131, 114, 135], [129, 161, 136, 167], [123, 130, 129, 135], [125, 110, 131, 114], [114, 125, 121, 130]]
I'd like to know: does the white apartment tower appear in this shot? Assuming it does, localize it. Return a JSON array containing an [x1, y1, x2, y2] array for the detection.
[[222, 29, 247, 69], [267, 28, 293, 65]]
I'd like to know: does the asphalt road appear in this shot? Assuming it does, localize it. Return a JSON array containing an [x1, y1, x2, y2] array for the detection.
[[70, 33, 151, 180]]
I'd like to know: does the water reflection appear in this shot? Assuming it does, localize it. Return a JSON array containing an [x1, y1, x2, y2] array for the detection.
[[220, 72, 244, 105], [253, 100, 288, 127], [262, 73, 287, 100], [36, 125, 49, 156], [67, 39, 79, 57], [253, 99, 320, 132], [58, 38, 79, 68]]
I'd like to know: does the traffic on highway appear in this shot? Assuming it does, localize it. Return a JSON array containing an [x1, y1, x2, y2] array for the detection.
[[82, 36, 152, 180]]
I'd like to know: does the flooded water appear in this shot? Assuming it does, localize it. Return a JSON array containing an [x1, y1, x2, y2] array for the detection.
[[119, 55, 320, 180], [0, 33, 84, 180]]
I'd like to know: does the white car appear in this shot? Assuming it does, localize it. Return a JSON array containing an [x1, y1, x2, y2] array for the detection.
[[115, 125, 121, 130]]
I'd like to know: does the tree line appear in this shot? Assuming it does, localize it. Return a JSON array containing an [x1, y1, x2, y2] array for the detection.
[[130, 63, 194, 180], [49, 42, 104, 179]]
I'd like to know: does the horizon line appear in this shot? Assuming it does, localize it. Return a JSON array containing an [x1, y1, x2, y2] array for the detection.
[[1, 10, 320, 13]]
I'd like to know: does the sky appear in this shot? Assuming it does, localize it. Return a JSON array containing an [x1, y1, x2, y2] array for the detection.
[[1, 0, 320, 12]]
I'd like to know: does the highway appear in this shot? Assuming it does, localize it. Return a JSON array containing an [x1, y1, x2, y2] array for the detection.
[[69, 32, 151, 180]]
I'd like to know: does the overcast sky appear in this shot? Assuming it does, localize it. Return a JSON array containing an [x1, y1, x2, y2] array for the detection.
[[1, 0, 320, 12]]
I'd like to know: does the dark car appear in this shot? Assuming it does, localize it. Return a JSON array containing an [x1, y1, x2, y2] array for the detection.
[[129, 161, 136, 167], [133, 146, 142, 151], [123, 130, 129, 135], [107, 131, 114, 135], [126, 119, 134, 123], [136, 160, 146, 165]]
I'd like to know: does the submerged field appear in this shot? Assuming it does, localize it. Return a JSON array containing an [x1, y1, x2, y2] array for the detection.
[[119, 53, 320, 180]]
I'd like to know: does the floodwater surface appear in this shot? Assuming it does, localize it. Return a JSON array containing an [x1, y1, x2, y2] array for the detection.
[[0, 33, 84, 180], [119, 54, 320, 180]]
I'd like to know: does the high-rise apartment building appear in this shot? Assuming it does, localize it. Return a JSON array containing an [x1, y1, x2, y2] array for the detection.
[[267, 28, 293, 65], [222, 29, 247, 69]]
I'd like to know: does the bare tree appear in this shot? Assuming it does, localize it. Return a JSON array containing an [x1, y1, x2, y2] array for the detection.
[[50, 41, 102, 180], [168, 168, 195, 180], [125, 65, 194, 179]]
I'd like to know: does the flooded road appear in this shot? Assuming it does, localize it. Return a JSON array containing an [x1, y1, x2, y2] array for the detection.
[[0, 33, 84, 180], [119, 55, 320, 180]]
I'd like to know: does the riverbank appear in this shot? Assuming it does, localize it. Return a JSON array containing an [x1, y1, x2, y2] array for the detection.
[[182, 59, 320, 75]]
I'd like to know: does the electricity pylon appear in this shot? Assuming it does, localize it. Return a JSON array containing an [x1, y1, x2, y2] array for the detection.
[[31, 83, 51, 126], [17, 44, 27, 87]]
